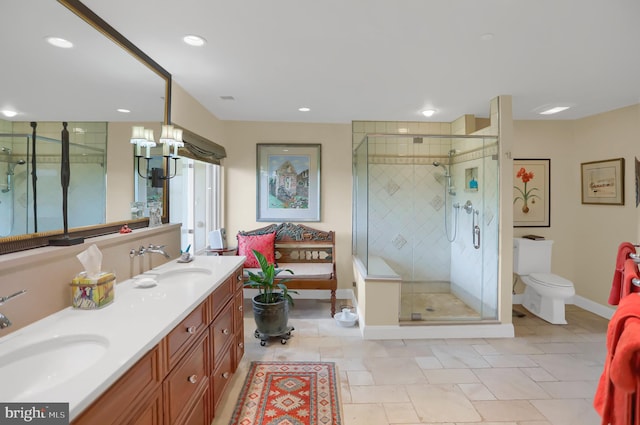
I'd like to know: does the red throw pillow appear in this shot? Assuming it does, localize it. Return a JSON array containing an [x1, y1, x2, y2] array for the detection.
[[237, 232, 276, 268]]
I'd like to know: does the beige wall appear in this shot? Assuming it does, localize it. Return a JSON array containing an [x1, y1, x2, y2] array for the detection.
[[513, 104, 640, 306], [169, 81, 354, 290], [223, 121, 353, 289], [170, 82, 226, 147]]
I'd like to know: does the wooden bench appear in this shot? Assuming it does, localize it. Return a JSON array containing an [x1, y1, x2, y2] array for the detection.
[[237, 223, 337, 317]]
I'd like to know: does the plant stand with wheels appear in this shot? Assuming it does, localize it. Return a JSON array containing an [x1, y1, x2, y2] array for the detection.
[[254, 326, 295, 346]]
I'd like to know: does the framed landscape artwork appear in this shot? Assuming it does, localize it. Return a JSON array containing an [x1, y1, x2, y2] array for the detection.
[[513, 158, 551, 227], [256, 143, 321, 222], [581, 158, 624, 205]]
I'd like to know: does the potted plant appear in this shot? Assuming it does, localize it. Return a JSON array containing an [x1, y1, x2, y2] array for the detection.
[[245, 249, 296, 345]]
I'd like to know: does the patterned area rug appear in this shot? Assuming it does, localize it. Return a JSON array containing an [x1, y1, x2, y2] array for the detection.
[[229, 361, 342, 425]]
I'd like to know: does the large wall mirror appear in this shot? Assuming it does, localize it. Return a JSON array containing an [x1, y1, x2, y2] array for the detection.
[[0, 0, 171, 253]]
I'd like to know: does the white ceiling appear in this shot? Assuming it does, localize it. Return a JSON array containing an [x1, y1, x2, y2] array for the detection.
[[4, 0, 640, 124]]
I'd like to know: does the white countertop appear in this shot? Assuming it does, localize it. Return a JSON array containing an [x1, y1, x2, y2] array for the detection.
[[0, 255, 244, 420]]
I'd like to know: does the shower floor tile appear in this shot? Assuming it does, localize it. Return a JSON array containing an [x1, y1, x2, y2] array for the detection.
[[400, 292, 481, 321]]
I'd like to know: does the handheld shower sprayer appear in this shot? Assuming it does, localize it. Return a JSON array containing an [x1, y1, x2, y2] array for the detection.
[[2, 159, 25, 193]]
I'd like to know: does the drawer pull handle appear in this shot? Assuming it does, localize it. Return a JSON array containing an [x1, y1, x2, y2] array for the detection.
[[187, 326, 196, 334], [222, 328, 230, 335], [222, 372, 230, 379], [238, 342, 244, 348], [188, 375, 198, 384], [238, 305, 243, 311], [237, 275, 242, 281]]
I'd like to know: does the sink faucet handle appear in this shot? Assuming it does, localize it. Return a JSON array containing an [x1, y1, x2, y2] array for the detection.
[[0, 289, 27, 306]]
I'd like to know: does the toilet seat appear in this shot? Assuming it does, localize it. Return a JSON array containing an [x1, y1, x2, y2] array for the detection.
[[528, 272, 574, 288]]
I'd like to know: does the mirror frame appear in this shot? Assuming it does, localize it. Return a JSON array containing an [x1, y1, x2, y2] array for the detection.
[[0, 0, 172, 254]]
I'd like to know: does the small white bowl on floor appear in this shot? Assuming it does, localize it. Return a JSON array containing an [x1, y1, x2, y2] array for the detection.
[[334, 308, 358, 327]]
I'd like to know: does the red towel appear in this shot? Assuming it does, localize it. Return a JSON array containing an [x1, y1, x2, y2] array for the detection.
[[594, 294, 640, 425], [609, 242, 637, 305]]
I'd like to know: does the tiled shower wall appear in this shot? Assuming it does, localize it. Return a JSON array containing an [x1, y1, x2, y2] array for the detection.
[[366, 142, 499, 317]]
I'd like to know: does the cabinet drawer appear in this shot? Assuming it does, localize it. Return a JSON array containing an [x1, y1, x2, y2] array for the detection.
[[166, 302, 207, 369], [210, 276, 233, 315], [211, 301, 234, 366], [234, 334, 245, 372], [234, 290, 244, 334], [211, 343, 233, 412], [176, 387, 209, 425], [163, 332, 208, 425], [234, 267, 244, 291], [130, 387, 163, 425]]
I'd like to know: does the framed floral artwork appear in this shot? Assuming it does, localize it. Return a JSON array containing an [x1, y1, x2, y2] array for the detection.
[[256, 143, 321, 222], [581, 158, 624, 205], [513, 158, 550, 227]]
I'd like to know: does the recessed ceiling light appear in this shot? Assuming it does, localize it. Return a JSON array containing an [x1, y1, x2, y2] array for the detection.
[[539, 106, 570, 115], [480, 33, 494, 41], [183, 35, 206, 47], [46, 36, 73, 48], [117, 108, 131, 113], [1, 110, 18, 118], [422, 109, 436, 117], [298, 107, 311, 112]]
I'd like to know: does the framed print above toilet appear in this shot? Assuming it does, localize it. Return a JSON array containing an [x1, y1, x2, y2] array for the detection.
[[581, 158, 625, 205], [513, 158, 551, 227]]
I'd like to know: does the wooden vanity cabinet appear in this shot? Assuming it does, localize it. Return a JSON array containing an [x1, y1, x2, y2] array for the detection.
[[72, 346, 164, 425], [163, 331, 209, 425], [208, 268, 244, 418], [71, 264, 244, 425]]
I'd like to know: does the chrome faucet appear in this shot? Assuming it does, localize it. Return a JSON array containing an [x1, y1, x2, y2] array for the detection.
[[130, 244, 170, 258], [146, 244, 170, 258], [0, 289, 27, 329]]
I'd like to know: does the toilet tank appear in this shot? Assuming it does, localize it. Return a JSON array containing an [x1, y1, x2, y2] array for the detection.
[[513, 238, 554, 275]]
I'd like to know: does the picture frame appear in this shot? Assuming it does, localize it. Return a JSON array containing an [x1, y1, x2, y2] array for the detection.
[[581, 157, 625, 205], [256, 143, 321, 222], [513, 158, 551, 227]]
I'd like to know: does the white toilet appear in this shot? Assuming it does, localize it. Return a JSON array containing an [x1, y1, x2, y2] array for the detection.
[[513, 238, 575, 324]]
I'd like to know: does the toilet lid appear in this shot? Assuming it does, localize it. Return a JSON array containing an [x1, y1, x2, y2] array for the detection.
[[529, 272, 573, 288]]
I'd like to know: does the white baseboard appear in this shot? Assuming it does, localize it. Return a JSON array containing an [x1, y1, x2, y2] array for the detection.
[[512, 292, 614, 320], [360, 323, 515, 340], [570, 295, 615, 320]]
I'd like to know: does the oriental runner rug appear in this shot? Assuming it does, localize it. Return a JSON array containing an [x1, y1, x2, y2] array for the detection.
[[229, 361, 342, 425]]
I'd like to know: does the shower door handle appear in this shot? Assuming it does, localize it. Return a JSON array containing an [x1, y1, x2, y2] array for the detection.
[[472, 209, 480, 249], [473, 225, 480, 249]]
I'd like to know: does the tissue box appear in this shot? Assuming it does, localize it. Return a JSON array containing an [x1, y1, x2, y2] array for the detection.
[[70, 272, 116, 309]]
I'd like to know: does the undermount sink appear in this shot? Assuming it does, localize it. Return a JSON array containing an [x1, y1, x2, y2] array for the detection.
[[0, 334, 109, 401], [145, 267, 213, 282]]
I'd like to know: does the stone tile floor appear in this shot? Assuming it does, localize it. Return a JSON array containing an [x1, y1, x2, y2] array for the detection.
[[212, 300, 608, 425]]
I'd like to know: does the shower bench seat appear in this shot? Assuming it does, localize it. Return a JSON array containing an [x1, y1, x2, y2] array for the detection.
[[237, 222, 338, 317]]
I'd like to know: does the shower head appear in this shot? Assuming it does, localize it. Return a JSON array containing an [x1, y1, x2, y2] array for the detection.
[[7, 159, 25, 175], [432, 161, 450, 176]]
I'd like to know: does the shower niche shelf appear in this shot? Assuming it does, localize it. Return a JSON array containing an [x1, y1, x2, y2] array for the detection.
[[465, 167, 479, 192]]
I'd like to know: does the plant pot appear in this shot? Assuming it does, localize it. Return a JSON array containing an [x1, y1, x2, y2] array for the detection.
[[252, 293, 290, 337]]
